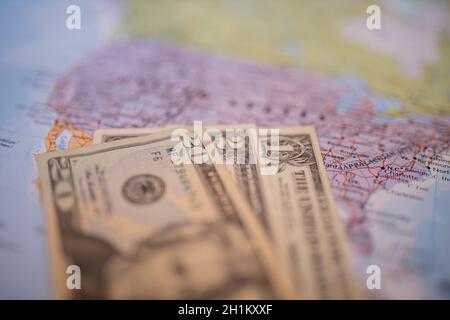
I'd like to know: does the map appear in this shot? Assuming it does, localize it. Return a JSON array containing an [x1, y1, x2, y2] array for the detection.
[[0, 0, 449, 298]]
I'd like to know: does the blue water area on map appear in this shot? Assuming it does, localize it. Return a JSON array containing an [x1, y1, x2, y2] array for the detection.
[[0, 0, 116, 298], [330, 75, 401, 117], [372, 95, 401, 114], [411, 178, 450, 299]]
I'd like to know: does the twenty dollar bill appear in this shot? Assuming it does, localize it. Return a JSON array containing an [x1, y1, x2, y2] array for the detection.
[[37, 129, 295, 299]]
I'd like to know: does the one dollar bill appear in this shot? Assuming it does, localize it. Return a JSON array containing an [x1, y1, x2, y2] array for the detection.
[[258, 126, 360, 299]]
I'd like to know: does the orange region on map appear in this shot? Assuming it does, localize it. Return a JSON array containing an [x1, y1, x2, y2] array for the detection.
[[36, 120, 92, 199], [45, 120, 92, 152]]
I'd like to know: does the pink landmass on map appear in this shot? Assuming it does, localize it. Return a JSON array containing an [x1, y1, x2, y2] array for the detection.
[[48, 41, 450, 252]]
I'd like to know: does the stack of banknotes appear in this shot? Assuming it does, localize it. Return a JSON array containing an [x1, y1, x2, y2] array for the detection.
[[36, 124, 364, 299]]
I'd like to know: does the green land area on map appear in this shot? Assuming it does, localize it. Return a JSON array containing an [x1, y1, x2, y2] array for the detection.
[[125, 0, 450, 116]]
